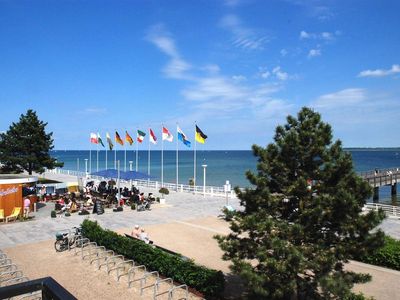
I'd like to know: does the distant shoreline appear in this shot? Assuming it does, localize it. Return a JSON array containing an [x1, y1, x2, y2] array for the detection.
[[52, 148, 400, 152]]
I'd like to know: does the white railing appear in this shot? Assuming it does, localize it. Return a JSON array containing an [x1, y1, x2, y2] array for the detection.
[[364, 202, 400, 217], [46, 168, 236, 198]]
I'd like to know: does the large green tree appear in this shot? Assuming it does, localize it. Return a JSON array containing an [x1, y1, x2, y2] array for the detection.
[[0, 109, 63, 175], [216, 107, 385, 299]]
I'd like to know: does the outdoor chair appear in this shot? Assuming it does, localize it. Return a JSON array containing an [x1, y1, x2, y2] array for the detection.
[[0, 209, 4, 223], [6, 207, 21, 223]]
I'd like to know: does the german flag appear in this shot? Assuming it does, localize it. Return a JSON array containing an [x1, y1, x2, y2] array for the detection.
[[115, 131, 124, 145], [125, 131, 134, 145], [195, 125, 207, 144]]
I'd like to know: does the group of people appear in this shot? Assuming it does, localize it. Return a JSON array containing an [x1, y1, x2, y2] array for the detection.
[[131, 225, 152, 244]]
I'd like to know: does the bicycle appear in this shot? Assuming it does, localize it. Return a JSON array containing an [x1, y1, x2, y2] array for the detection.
[[54, 227, 82, 252]]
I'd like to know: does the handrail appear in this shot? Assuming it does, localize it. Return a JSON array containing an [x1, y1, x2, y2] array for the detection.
[[364, 203, 400, 216]]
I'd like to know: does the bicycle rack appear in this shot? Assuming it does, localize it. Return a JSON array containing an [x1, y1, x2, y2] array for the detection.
[[0, 270, 23, 286], [0, 275, 29, 287], [74, 238, 90, 255], [168, 284, 189, 300], [79, 242, 97, 259], [0, 258, 12, 266], [16, 290, 42, 300], [112, 260, 134, 281], [105, 255, 124, 273], [153, 277, 174, 299], [0, 263, 18, 274], [82, 244, 103, 260], [127, 265, 146, 288], [90, 250, 114, 268], [140, 271, 159, 296], [0, 253, 7, 260]]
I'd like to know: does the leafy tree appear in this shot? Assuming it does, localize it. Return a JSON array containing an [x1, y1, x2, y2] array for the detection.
[[0, 109, 63, 174], [216, 107, 385, 299]]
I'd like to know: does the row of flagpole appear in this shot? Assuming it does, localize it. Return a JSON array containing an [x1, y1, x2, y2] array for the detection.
[[88, 125, 207, 187]]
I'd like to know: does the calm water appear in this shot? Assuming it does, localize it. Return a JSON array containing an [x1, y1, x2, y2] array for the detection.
[[51, 149, 400, 204]]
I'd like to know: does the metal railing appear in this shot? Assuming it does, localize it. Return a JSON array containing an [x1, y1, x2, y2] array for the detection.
[[46, 168, 237, 198], [364, 203, 400, 217]]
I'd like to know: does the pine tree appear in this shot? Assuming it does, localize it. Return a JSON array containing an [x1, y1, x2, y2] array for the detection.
[[216, 107, 385, 299], [0, 109, 63, 175]]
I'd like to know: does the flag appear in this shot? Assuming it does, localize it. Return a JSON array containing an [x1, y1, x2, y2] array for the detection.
[[195, 125, 207, 144], [162, 127, 173, 142], [137, 130, 146, 143], [115, 131, 124, 145], [125, 131, 134, 145], [106, 132, 114, 150], [149, 129, 157, 144], [177, 126, 191, 147], [97, 133, 105, 147], [90, 133, 98, 144]]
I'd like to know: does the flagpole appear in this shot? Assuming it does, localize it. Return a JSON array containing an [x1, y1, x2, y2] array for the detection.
[[114, 132, 117, 169], [194, 122, 197, 188], [89, 148, 92, 174], [176, 123, 179, 191], [96, 142, 99, 172], [161, 125, 164, 187], [148, 127, 151, 177], [106, 146, 108, 170], [135, 129, 138, 172], [124, 140, 127, 172]]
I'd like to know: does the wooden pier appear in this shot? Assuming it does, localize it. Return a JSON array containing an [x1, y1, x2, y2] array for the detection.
[[360, 168, 400, 200]]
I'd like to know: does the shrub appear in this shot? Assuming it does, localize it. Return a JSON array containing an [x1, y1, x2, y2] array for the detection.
[[131, 203, 136, 210], [159, 187, 169, 197], [51, 210, 56, 218], [357, 236, 400, 271], [81, 220, 224, 297]]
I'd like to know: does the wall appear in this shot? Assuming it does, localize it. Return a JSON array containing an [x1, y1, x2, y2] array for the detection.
[[0, 183, 22, 217]]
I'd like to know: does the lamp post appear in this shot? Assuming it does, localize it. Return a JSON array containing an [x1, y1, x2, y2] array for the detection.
[[202, 164, 207, 197], [129, 161, 133, 171], [77, 158, 80, 172], [84, 159, 88, 176], [117, 160, 121, 203]]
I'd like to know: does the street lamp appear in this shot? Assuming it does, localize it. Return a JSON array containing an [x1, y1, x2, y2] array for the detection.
[[84, 159, 88, 176], [202, 164, 207, 197], [117, 160, 121, 203], [129, 161, 133, 171], [77, 158, 80, 172]]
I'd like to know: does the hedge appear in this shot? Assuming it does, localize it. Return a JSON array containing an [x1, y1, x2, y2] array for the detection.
[[81, 220, 224, 297], [358, 236, 400, 271]]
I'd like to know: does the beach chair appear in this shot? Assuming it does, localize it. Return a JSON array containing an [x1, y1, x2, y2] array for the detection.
[[6, 207, 21, 223], [0, 209, 4, 223]]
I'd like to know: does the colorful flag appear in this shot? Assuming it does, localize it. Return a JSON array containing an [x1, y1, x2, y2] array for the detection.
[[137, 130, 146, 143], [125, 131, 134, 145], [162, 127, 173, 142], [97, 133, 105, 147], [177, 126, 191, 147], [195, 125, 207, 144], [149, 129, 157, 144], [90, 133, 98, 144], [106, 132, 114, 150], [115, 131, 124, 145]]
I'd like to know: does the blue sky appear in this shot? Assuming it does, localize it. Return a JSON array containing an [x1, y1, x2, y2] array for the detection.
[[0, 0, 399, 150]]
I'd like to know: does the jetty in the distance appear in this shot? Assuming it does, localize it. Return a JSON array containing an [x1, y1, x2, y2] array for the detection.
[[360, 168, 400, 200]]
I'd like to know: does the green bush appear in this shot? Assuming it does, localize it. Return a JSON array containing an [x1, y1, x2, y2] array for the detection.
[[51, 210, 56, 218], [65, 212, 71, 217], [159, 187, 169, 196], [81, 220, 224, 297], [131, 203, 136, 210], [358, 236, 400, 271]]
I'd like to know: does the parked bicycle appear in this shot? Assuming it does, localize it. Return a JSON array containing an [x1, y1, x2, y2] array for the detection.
[[54, 227, 82, 252]]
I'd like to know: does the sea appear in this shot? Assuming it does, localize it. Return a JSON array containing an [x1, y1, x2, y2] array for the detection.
[[51, 149, 400, 205]]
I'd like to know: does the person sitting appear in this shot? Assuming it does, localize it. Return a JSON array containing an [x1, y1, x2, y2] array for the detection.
[[139, 228, 152, 244], [131, 225, 141, 238]]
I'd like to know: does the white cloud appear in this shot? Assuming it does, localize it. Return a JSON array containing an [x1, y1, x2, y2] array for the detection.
[[232, 75, 247, 82], [272, 66, 288, 81], [147, 24, 192, 79], [224, 0, 241, 7], [308, 49, 321, 58], [312, 88, 366, 109], [299, 30, 339, 41], [280, 49, 288, 57], [203, 64, 221, 74], [358, 64, 400, 78], [220, 14, 268, 50]]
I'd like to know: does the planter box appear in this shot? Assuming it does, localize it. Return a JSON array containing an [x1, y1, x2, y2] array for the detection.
[[160, 198, 166, 204]]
